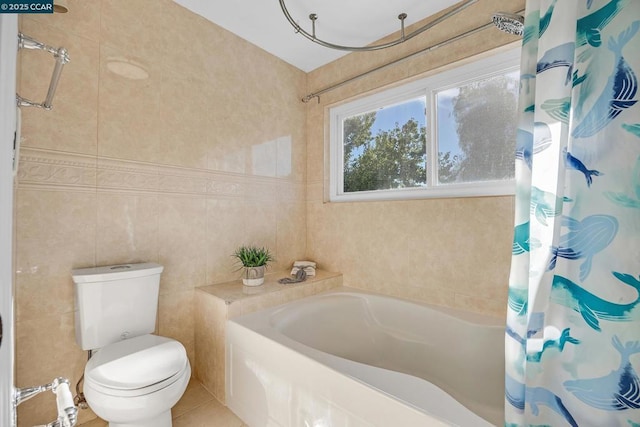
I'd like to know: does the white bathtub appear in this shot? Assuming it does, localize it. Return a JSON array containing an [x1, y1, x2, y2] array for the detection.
[[226, 288, 504, 426]]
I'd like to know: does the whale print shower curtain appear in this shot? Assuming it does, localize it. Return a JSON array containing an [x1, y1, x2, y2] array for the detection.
[[505, 0, 640, 426]]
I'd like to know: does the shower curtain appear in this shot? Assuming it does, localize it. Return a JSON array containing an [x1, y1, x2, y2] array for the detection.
[[505, 0, 640, 426]]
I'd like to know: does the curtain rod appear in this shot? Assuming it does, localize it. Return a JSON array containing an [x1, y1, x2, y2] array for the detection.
[[301, 15, 521, 103], [280, 0, 478, 52]]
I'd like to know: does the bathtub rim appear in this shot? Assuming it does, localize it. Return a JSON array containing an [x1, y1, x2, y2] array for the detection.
[[227, 286, 505, 426], [249, 285, 505, 328]]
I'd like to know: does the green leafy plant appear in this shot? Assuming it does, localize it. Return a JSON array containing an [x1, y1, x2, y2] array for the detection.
[[232, 245, 274, 268]]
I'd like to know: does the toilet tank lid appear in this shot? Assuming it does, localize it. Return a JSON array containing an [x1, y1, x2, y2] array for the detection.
[[72, 262, 163, 284]]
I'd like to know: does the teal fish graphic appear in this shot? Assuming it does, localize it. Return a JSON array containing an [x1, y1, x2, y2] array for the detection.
[[531, 186, 571, 226], [551, 272, 640, 331], [529, 328, 580, 362], [564, 337, 640, 410], [523, 0, 557, 45], [513, 221, 541, 255], [576, 0, 628, 48], [573, 21, 639, 138], [508, 287, 527, 316], [548, 215, 618, 280], [564, 148, 602, 187], [506, 324, 580, 362], [541, 97, 571, 124], [538, 0, 556, 40], [573, 69, 588, 87], [622, 123, 640, 137], [605, 155, 640, 208], [522, 14, 538, 46]]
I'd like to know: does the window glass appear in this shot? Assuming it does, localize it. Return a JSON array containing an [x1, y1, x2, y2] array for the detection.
[[343, 97, 427, 193], [436, 71, 519, 184], [329, 48, 520, 202]]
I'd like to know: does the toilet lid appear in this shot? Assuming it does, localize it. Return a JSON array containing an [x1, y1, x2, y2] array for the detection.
[[85, 334, 187, 390]]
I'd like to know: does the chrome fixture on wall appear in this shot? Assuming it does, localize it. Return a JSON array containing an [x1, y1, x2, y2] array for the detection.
[[16, 33, 70, 110], [14, 377, 78, 426], [279, 0, 477, 51], [492, 12, 524, 36]]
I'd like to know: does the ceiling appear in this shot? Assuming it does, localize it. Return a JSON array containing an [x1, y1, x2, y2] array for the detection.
[[173, 0, 461, 72]]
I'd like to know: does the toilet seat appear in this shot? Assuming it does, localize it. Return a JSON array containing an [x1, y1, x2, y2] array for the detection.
[[85, 334, 189, 398]]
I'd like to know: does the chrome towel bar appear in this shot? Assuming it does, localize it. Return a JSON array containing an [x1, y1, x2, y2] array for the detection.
[[16, 32, 70, 110]]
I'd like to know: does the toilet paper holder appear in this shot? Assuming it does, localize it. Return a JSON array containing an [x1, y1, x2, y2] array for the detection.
[[14, 377, 78, 427]]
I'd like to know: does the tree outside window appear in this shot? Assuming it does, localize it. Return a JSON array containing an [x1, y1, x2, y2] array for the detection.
[[331, 47, 520, 201]]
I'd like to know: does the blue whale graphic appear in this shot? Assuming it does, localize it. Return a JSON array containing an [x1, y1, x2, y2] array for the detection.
[[541, 97, 571, 124], [533, 122, 553, 153], [564, 148, 602, 187], [520, 74, 535, 95], [515, 123, 554, 170], [531, 186, 571, 226], [515, 129, 532, 170], [551, 272, 640, 331], [548, 215, 618, 280], [537, 42, 575, 85], [573, 21, 639, 138], [506, 374, 578, 426], [565, 337, 640, 410]]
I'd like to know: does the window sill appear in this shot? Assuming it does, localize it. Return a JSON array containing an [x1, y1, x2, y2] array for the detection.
[[329, 180, 515, 202]]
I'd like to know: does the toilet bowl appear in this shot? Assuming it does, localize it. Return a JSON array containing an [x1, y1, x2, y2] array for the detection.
[[83, 334, 191, 427], [72, 263, 191, 426]]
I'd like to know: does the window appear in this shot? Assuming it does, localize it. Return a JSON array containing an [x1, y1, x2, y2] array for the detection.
[[329, 48, 520, 202]]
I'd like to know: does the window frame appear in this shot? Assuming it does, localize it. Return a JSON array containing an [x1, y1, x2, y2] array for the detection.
[[329, 47, 521, 202]]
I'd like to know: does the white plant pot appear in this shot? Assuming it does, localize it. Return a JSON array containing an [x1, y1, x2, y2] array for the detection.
[[242, 266, 265, 286]]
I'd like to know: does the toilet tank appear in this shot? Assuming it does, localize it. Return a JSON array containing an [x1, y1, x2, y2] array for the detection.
[[72, 263, 164, 351]]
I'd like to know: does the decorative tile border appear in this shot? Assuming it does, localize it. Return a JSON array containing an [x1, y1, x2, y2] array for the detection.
[[94, 157, 158, 192], [18, 148, 305, 202], [17, 149, 96, 188]]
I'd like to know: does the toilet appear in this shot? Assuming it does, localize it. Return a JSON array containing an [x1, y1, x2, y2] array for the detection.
[[72, 263, 191, 427]]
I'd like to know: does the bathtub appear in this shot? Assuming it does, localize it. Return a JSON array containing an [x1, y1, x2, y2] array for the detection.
[[226, 288, 504, 426]]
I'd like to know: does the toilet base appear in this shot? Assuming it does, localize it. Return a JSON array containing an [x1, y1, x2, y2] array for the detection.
[[108, 410, 171, 427]]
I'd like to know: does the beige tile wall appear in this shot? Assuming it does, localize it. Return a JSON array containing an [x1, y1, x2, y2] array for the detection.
[[195, 271, 343, 403], [15, 0, 524, 424], [15, 1, 306, 425], [305, 0, 524, 318]]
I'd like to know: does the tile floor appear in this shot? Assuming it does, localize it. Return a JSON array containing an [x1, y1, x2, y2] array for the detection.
[[78, 380, 247, 427]]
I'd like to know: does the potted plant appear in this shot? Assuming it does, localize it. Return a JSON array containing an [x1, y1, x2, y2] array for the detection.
[[232, 245, 274, 286]]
